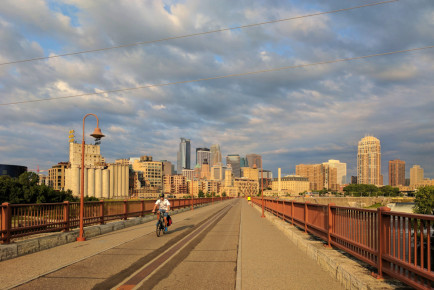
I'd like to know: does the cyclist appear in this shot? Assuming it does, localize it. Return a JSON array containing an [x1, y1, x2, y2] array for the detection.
[[152, 193, 171, 232], [247, 196, 251, 205]]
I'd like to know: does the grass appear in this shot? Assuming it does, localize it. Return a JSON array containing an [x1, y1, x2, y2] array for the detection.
[[365, 202, 383, 209]]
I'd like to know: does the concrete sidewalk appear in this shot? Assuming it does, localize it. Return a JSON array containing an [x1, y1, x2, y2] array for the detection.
[[238, 200, 344, 290]]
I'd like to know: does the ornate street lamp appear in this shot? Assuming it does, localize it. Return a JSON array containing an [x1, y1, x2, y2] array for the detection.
[[261, 164, 265, 218], [77, 114, 105, 242]]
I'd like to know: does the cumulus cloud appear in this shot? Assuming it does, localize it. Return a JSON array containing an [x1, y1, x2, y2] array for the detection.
[[0, 0, 433, 180]]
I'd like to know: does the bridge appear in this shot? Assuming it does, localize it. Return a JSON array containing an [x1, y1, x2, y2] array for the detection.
[[0, 198, 432, 289]]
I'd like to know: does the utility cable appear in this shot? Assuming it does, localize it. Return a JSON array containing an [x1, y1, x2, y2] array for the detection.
[[0, 0, 399, 66], [1, 45, 432, 106]]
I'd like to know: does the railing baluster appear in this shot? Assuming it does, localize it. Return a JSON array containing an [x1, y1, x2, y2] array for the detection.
[[413, 219, 417, 267], [427, 221, 431, 272], [420, 220, 424, 269]]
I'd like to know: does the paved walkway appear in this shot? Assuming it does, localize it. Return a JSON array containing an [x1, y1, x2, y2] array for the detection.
[[0, 199, 344, 289], [239, 200, 343, 290]]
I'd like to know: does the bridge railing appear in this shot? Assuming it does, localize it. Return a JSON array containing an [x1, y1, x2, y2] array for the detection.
[[0, 197, 230, 244], [252, 198, 433, 289]]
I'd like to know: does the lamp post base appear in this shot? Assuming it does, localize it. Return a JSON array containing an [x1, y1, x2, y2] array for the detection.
[[77, 237, 86, 242]]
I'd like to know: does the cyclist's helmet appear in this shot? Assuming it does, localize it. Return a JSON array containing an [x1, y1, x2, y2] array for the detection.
[[159, 193, 164, 198]]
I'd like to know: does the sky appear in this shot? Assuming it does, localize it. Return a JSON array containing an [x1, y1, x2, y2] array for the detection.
[[0, 0, 433, 183]]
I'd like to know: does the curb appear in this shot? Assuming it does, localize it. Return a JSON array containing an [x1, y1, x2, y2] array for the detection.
[[252, 204, 408, 290], [0, 202, 213, 262]]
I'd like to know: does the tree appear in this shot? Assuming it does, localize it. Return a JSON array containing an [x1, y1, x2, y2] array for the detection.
[[318, 188, 328, 196], [343, 184, 379, 197], [379, 185, 400, 197], [198, 190, 205, 198], [0, 172, 78, 204], [222, 192, 226, 197], [413, 186, 434, 215]]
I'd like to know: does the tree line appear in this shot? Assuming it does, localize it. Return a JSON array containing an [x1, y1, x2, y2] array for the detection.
[[0, 172, 96, 204], [342, 184, 401, 197]]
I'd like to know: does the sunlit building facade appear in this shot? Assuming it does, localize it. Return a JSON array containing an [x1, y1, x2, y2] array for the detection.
[[389, 159, 405, 186], [357, 136, 382, 186], [177, 137, 191, 174]]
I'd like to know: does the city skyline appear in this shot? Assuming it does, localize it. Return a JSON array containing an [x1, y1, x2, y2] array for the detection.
[[0, 1, 433, 181], [1, 133, 433, 186]]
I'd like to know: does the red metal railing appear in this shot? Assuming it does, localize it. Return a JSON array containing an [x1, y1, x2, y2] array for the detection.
[[0, 197, 230, 244], [252, 197, 433, 289]]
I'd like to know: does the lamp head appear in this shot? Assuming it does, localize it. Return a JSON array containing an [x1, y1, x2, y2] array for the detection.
[[90, 127, 105, 139]]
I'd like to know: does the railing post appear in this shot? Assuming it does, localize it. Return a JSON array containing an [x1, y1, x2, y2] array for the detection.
[[326, 203, 335, 248], [304, 202, 309, 233], [100, 200, 105, 225], [140, 200, 144, 217], [282, 200, 285, 220], [291, 201, 294, 226], [375, 206, 391, 279], [63, 201, 70, 232], [123, 200, 128, 220], [1, 203, 11, 244]]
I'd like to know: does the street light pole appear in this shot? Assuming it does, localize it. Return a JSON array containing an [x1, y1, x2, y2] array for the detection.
[[77, 113, 105, 242], [261, 164, 265, 218]]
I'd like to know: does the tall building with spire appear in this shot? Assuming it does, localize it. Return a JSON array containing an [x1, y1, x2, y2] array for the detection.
[[357, 136, 382, 186], [177, 138, 191, 174], [210, 144, 222, 167]]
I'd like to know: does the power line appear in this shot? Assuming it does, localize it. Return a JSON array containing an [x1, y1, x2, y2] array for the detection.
[[0, 0, 399, 66], [1, 45, 432, 107]]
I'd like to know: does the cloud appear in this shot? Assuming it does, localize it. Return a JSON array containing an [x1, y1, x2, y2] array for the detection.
[[0, 0, 433, 181]]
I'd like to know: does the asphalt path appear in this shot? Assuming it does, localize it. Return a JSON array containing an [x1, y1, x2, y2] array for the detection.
[[7, 200, 236, 290], [4, 198, 345, 290]]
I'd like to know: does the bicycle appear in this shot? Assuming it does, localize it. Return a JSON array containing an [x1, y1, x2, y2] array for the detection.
[[155, 210, 166, 237]]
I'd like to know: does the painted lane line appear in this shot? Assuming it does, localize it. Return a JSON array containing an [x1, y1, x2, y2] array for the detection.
[[115, 205, 232, 290], [113, 204, 235, 290], [235, 201, 243, 290], [6, 202, 228, 290]]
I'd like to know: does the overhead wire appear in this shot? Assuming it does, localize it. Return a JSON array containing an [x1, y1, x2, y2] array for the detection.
[[1, 45, 432, 106], [0, 0, 399, 66]]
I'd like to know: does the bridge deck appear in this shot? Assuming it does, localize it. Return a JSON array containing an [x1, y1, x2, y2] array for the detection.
[[0, 199, 343, 290]]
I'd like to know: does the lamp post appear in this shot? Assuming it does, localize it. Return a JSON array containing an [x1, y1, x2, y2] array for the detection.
[[77, 113, 105, 242], [261, 164, 265, 218]]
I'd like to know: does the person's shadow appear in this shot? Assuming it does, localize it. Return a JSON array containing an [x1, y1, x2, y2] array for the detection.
[[164, 224, 194, 235]]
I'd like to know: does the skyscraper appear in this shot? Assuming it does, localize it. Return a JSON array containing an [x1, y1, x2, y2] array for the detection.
[[240, 157, 248, 168], [196, 148, 210, 166], [246, 154, 262, 169], [410, 165, 424, 186], [226, 154, 241, 178], [210, 144, 222, 167], [296, 164, 338, 191], [177, 138, 191, 174], [389, 160, 405, 186], [357, 136, 381, 186], [322, 160, 347, 185]]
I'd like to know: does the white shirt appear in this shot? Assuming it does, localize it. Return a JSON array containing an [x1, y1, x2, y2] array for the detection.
[[155, 199, 170, 210]]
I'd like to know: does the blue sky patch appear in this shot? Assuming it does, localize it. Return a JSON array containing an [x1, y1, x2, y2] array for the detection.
[[48, 1, 81, 27]]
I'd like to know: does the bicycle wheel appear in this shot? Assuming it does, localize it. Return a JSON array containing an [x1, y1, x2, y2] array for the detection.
[[156, 221, 161, 237]]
